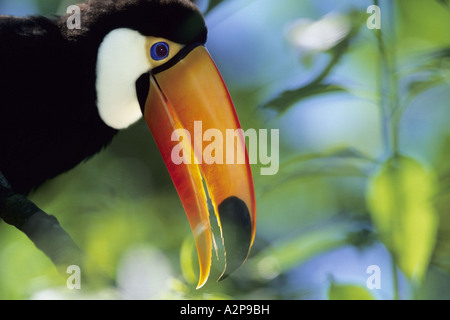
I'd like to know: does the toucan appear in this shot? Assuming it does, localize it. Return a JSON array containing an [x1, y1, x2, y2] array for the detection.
[[0, 0, 256, 289]]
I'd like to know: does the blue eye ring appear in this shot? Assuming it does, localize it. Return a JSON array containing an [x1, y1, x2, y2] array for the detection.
[[150, 42, 170, 61]]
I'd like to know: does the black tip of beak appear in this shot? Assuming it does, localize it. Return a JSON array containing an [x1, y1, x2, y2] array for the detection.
[[217, 196, 252, 282]]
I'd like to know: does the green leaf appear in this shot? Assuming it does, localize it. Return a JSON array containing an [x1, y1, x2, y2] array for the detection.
[[261, 84, 346, 115], [366, 156, 439, 282], [260, 10, 366, 116], [328, 282, 375, 300], [282, 147, 375, 167], [436, 0, 450, 9], [259, 147, 373, 197], [245, 221, 360, 280], [204, 0, 227, 14], [407, 76, 447, 99]]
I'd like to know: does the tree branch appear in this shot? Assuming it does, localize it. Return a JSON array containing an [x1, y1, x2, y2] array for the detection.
[[0, 178, 83, 273], [0, 173, 116, 288]]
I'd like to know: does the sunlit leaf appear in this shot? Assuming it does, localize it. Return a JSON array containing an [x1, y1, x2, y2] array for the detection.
[[328, 282, 375, 300], [366, 156, 439, 282]]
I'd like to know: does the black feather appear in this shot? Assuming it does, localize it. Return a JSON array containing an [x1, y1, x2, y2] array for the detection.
[[0, 0, 207, 194]]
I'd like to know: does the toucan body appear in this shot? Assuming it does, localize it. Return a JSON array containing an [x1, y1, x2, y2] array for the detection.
[[0, 0, 256, 288]]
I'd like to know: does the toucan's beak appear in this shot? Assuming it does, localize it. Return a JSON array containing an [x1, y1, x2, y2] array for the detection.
[[138, 45, 256, 289]]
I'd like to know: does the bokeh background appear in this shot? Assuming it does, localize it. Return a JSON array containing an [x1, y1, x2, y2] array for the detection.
[[1, 0, 450, 300]]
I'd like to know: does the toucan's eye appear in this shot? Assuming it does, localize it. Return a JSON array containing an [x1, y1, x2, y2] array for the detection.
[[150, 42, 170, 61]]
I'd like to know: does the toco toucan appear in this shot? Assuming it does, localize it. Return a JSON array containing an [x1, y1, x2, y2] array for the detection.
[[0, 0, 256, 289]]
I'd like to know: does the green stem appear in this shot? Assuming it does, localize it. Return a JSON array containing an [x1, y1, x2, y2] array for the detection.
[[391, 257, 400, 300], [375, 0, 401, 301], [375, 26, 392, 157], [374, 0, 400, 157], [311, 49, 344, 86], [387, 2, 400, 157]]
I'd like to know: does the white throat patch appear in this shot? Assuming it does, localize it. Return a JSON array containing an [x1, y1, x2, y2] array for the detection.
[[96, 28, 150, 130]]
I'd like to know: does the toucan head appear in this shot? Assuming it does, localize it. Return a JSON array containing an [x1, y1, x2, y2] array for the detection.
[[78, 0, 256, 288]]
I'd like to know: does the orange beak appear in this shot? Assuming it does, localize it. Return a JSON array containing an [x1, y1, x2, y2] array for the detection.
[[138, 45, 256, 289]]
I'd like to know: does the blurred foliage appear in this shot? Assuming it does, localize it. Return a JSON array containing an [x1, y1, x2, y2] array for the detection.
[[260, 10, 366, 114], [367, 156, 438, 282], [328, 282, 375, 300], [436, 0, 450, 9], [202, 0, 227, 14], [0, 0, 450, 300]]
